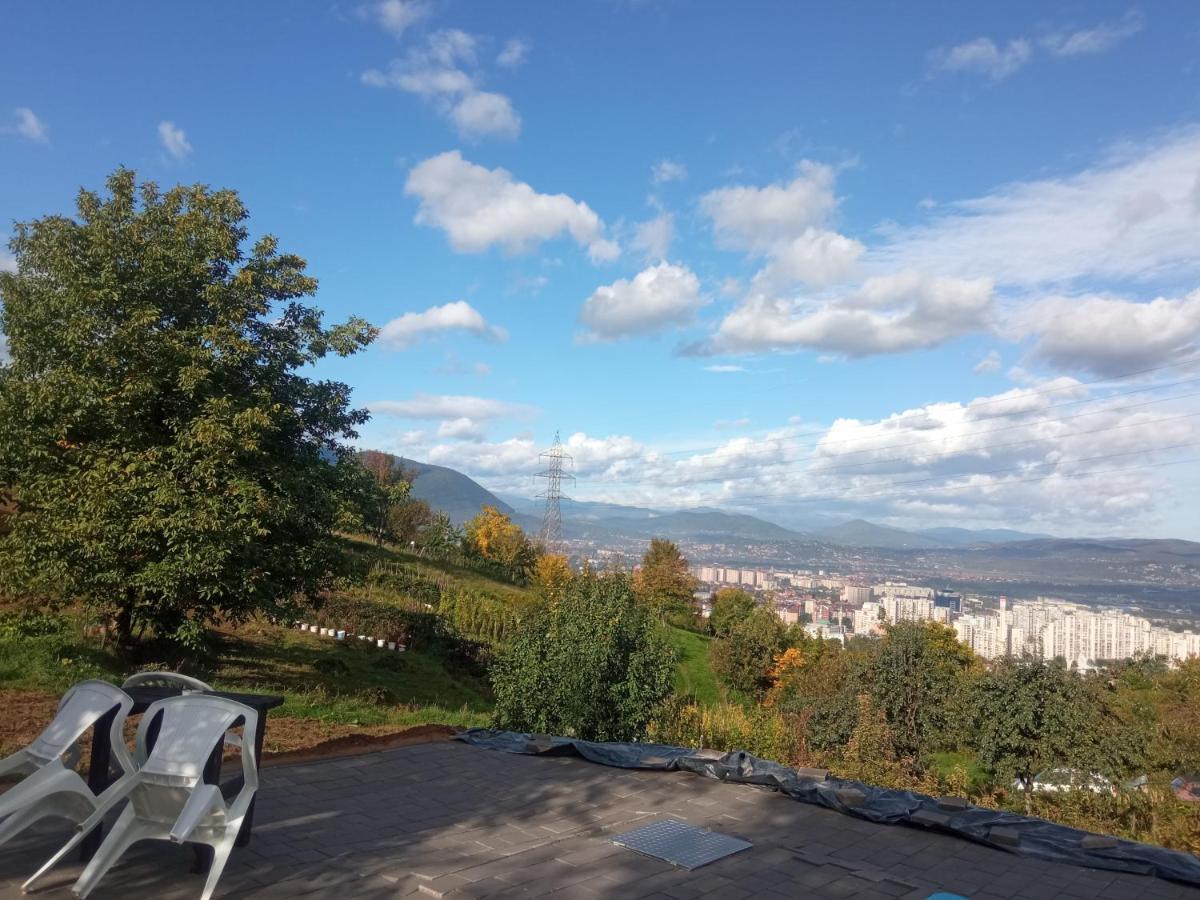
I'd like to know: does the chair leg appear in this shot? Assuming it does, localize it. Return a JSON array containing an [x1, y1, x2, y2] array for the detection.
[[199, 831, 238, 900], [0, 791, 92, 848], [70, 806, 144, 899]]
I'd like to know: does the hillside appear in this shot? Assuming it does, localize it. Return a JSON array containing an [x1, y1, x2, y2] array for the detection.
[[919, 526, 1052, 545], [816, 518, 945, 550], [402, 460, 514, 525]]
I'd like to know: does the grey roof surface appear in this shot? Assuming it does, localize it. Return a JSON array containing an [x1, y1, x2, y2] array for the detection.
[[2, 739, 1198, 899]]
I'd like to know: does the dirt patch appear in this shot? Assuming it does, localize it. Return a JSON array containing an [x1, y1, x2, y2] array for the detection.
[[0, 688, 458, 770], [0, 689, 60, 757], [261, 723, 457, 766]]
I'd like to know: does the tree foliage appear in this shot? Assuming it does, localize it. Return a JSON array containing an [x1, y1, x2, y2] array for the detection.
[[870, 620, 976, 760], [464, 505, 537, 576], [0, 169, 375, 648], [709, 588, 755, 637], [491, 573, 676, 741], [711, 605, 786, 697], [533, 553, 573, 601], [972, 658, 1102, 808], [633, 538, 697, 618]]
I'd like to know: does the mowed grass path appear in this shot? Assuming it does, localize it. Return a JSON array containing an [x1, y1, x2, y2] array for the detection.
[[666, 626, 721, 706]]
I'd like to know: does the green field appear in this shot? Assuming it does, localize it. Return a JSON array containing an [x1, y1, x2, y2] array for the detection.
[[665, 626, 722, 706]]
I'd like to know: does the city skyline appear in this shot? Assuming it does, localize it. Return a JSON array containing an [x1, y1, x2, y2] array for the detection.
[[3, 2, 1200, 538]]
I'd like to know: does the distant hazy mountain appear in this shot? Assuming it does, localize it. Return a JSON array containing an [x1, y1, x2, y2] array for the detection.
[[401, 460, 513, 526], [816, 519, 946, 550], [918, 526, 1053, 545], [601, 509, 802, 541]]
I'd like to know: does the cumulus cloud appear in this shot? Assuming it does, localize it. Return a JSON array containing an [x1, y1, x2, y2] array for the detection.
[[1007, 292, 1200, 377], [405, 150, 618, 260], [704, 272, 993, 356], [702, 161, 838, 251], [632, 213, 674, 261], [158, 121, 192, 159], [370, 393, 536, 442], [497, 38, 529, 68], [378, 300, 507, 350], [931, 37, 1033, 80], [579, 262, 704, 342], [362, 29, 520, 139], [651, 159, 687, 183], [752, 228, 864, 290], [8, 107, 48, 143], [362, 0, 430, 37]]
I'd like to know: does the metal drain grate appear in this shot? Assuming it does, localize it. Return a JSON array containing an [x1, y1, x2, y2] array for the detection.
[[612, 819, 752, 870]]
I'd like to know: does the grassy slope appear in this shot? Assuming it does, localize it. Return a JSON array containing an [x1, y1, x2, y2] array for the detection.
[[665, 626, 722, 706]]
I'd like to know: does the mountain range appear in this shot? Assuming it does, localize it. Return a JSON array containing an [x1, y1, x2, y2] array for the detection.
[[400, 457, 1055, 549]]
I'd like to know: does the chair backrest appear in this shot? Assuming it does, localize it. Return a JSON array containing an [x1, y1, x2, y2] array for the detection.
[[28, 680, 134, 771], [135, 695, 258, 787], [122, 671, 213, 693]]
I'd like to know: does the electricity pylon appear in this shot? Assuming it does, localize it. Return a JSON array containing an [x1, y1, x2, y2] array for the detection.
[[535, 431, 574, 552]]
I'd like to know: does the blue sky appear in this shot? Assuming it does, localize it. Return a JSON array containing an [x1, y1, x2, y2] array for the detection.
[[3, 1, 1200, 538]]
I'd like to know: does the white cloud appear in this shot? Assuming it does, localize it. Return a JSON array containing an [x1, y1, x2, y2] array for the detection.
[[405, 150, 617, 260], [367, 393, 532, 422], [752, 228, 864, 289], [705, 364, 745, 373], [450, 91, 520, 139], [872, 128, 1200, 288], [973, 350, 1002, 374], [1007, 291, 1200, 377], [10, 107, 48, 143], [651, 159, 687, 184], [932, 37, 1033, 80], [157, 121, 192, 160], [378, 300, 508, 350], [579, 262, 704, 342], [706, 272, 993, 356], [1042, 12, 1143, 57], [363, 0, 430, 37], [362, 29, 520, 139], [497, 38, 529, 68], [632, 213, 674, 261], [701, 161, 838, 251], [702, 162, 862, 290], [437, 417, 487, 441]]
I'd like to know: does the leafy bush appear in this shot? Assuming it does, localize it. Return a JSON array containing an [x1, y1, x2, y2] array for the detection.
[[491, 573, 676, 742], [647, 697, 803, 765]]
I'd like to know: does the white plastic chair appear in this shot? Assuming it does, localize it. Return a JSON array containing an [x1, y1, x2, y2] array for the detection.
[[0, 680, 135, 848], [121, 672, 244, 754], [122, 671, 213, 693], [25, 694, 259, 900]]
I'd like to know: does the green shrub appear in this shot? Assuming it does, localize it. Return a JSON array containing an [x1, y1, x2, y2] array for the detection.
[[491, 573, 676, 742]]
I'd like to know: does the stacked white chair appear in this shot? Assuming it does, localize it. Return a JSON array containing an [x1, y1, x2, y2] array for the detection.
[[0, 680, 135, 848], [24, 693, 259, 900], [122, 671, 213, 693]]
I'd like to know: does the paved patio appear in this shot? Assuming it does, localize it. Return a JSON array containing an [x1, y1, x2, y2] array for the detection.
[[1, 739, 1197, 899]]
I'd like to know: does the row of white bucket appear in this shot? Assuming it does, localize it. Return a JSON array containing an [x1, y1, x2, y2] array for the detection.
[[296, 622, 406, 652]]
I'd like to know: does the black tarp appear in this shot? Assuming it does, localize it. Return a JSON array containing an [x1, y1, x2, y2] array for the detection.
[[457, 729, 1200, 886]]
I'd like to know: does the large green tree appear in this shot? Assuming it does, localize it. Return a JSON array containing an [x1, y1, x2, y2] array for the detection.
[[972, 658, 1102, 811], [0, 170, 375, 648], [708, 587, 756, 637], [491, 572, 676, 741], [869, 620, 976, 761], [633, 537, 698, 619], [711, 605, 786, 697]]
